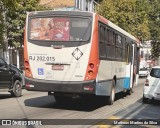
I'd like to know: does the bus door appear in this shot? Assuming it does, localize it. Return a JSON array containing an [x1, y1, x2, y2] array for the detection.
[[135, 45, 140, 86], [125, 43, 133, 89], [130, 43, 136, 88]]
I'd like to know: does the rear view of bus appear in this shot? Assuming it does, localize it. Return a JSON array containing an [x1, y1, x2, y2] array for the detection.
[[24, 11, 98, 98]]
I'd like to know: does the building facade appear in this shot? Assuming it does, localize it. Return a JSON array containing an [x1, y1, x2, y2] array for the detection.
[[40, 0, 100, 12], [140, 41, 157, 68]]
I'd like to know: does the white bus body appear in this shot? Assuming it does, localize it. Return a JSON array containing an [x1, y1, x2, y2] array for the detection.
[[24, 11, 140, 104]]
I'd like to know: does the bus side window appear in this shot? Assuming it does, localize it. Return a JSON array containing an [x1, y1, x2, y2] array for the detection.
[[99, 24, 106, 59], [127, 43, 133, 64], [122, 37, 126, 61], [126, 43, 130, 64], [106, 29, 115, 59]]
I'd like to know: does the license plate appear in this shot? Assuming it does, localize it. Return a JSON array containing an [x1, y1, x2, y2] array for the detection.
[[52, 65, 64, 70]]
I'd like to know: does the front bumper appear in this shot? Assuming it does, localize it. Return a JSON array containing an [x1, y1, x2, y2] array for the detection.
[[25, 77, 96, 94], [143, 93, 160, 100]]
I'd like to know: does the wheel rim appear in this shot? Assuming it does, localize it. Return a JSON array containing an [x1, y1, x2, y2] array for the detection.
[[16, 84, 21, 93], [111, 88, 115, 101]]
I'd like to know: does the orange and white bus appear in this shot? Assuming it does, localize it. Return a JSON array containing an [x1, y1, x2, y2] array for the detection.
[[24, 11, 140, 105]]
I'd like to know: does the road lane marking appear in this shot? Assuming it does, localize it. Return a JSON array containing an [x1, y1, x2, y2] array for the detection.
[[95, 116, 121, 128]]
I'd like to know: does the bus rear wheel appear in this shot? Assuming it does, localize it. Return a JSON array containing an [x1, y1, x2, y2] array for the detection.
[[127, 89, 133, 95], [107, 86, 115, 105]]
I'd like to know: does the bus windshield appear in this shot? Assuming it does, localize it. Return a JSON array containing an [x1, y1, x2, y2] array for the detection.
[[29, 17, 91, 41]]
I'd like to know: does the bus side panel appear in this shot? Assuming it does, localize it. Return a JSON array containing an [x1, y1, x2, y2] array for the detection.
[[124, 64, 131, 89], [124, 77, 130, 89], [96, 60, 126, 96], [96, 79, 125, 96], [124, 44, 135, 90], [96, 81, 112, 96], [116, 78, 126, 93], [129, 44, 135, 89]]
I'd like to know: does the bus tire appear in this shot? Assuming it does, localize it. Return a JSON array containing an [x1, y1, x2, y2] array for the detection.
[[127, 88, 133, 95], [107, 86, 115, 105], [11, 80, 22, 97]]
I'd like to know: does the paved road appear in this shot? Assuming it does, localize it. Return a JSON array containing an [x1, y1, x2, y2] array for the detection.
[[0, 78, 159, 128]]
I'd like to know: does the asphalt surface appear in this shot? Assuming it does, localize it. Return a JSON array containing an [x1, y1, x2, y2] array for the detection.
[[0, 78, 159, 128]]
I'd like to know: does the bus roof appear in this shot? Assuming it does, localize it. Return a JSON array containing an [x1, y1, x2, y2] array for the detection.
[[27, 10, 93, 17], [98, 14, 140, 43]]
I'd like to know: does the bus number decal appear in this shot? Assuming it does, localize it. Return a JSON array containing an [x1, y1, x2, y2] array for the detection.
[[29, 56, 55, 61]]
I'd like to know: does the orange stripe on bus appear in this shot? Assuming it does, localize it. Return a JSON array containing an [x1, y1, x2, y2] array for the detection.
[[24, 25, 33, 78], [84, 14, 100, 81]]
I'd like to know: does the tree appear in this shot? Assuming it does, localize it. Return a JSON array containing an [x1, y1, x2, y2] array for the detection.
[[0, 7, 4, 48], [148, 0, 160, 58], [0, 0, 19, 47], [98, 0, 150, 41], [6, 0, 47, 48]]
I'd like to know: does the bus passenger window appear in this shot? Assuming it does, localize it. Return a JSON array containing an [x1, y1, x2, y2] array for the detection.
[[99, 24, 106, 59]]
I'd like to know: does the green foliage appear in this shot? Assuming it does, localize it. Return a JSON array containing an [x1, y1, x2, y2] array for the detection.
[[148, 0, 160, 58], [98, 0, 150, 41], [98, 0, 160, 58], [151, 40, 160, 58], [6, 0, 47, 48], [1, 0, 20, 10], [0, 0, 48, 48], [0, 0, 22, 47], [0, 0, 160, 58], [0, 13, 4, 46]]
